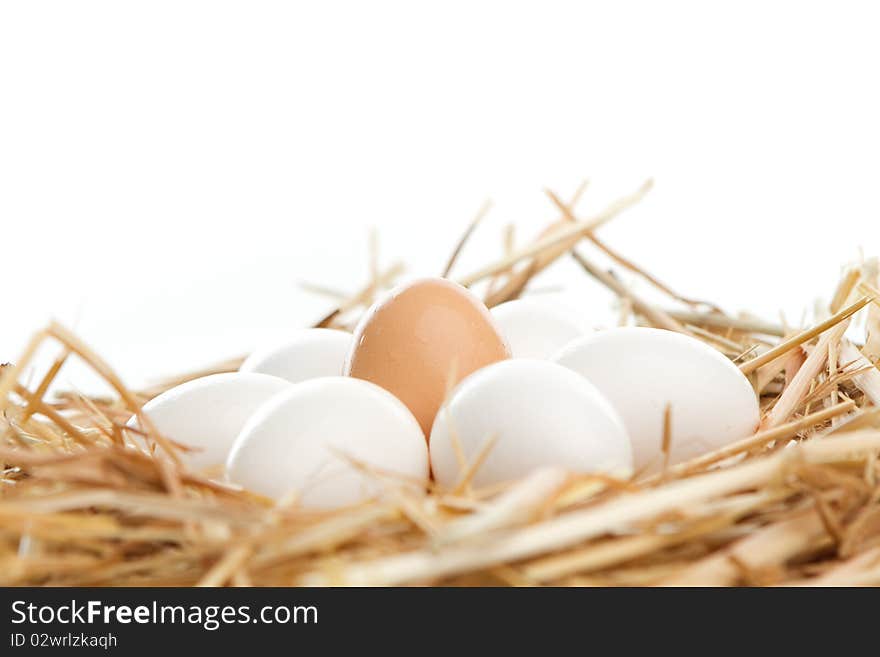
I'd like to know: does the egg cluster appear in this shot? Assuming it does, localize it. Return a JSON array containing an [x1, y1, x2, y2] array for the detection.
[[129, 278, 760, 508]]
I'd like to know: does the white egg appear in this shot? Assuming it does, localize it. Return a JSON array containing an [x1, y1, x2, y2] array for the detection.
[[490, 298, 585, 359], [553, 327, 760, 471], [239, 328, 351, 383], [227, 377, 428, 508], [130, 372, 291, 472], [429, 359, 632, 488]]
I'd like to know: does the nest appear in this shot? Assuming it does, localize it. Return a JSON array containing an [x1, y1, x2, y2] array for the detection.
[[2, 180, 880, 587]]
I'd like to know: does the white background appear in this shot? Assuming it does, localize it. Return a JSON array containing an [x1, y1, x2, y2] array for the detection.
[[2, 1, 879, 391]]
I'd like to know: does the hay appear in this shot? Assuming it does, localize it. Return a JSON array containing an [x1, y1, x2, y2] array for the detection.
[[2, 181, 880, 586]]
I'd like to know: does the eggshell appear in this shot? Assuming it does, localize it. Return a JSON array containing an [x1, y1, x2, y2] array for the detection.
[[430, 359, 632, 488], [553, 327, 760, 471], [130, 372, 291, 472], [227, 377, 428, 507], [491, 298, 585, 359], [240, 328, 351, 383], [345, 277, 510, 436]]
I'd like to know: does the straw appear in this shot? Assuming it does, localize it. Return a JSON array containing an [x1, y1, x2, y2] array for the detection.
[[2, 182, 879, 587]]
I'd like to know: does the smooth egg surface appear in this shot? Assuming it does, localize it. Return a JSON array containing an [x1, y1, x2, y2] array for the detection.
[[240, 328, 351, 383], [553, 327, 760, 471], [491, 298, 585, 359], [345, 278, 510, 436], [130, 372, 291, 472], [430, 359, 632, 488], [226, 377, 428, 508]]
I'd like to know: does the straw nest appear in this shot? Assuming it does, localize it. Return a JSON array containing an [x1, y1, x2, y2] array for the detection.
[[2, 180, 880, 587]]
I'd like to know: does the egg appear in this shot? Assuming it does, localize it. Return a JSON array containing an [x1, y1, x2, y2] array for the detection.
[[430, 359, 632, 488], [491, 298, 586, 359], [226, 377, 428, 507], [240, 328, 351, 383], [345, 277, 510, 436], [553, 327, 760, 471], [129, 372, 291, 472]]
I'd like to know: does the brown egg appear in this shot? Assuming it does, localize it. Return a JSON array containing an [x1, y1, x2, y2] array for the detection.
[[345, 278, 511, 437]]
